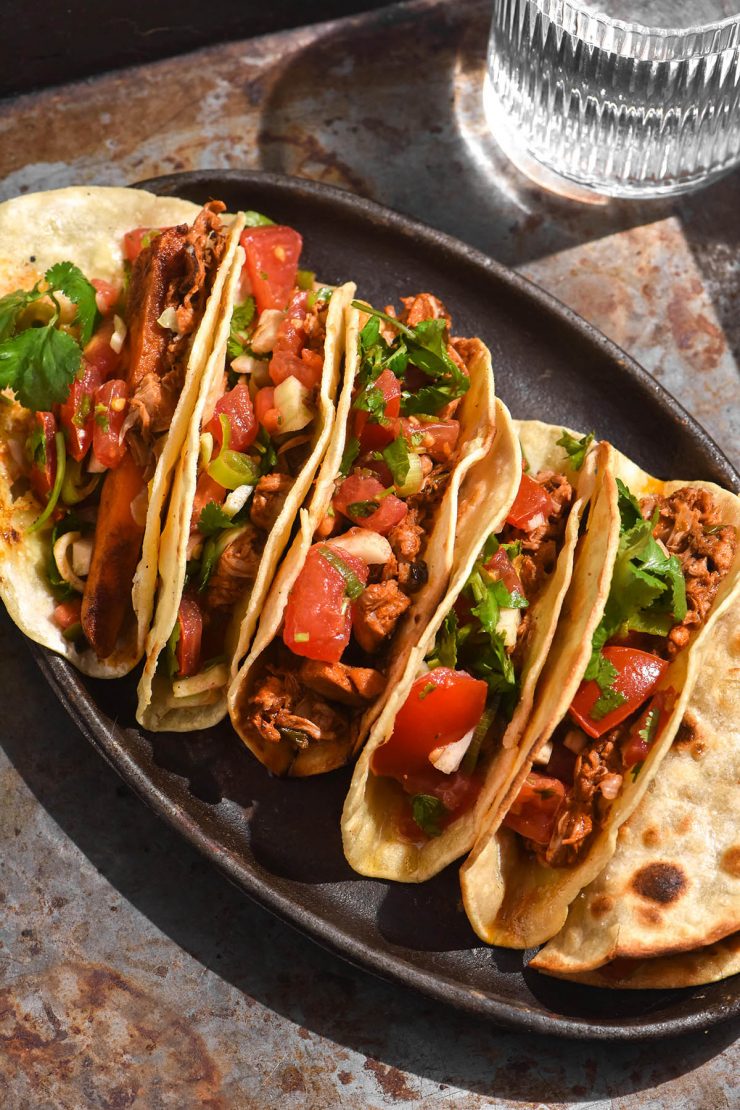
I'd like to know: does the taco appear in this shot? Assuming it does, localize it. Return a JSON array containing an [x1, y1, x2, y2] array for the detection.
[[228, 293, 497, 776], [136, 211, 356, 729], [533, 933, 740, 991], [461, 446, 740, 949], [0, 186, 241, 676], [341, 422, 606, 880], [529, 597, 740, 980]]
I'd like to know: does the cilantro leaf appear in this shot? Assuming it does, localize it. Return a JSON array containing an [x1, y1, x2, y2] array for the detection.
[[346, 499, 379, 519], [45, 261, 98, 345], [226, 297, 256, 360], [557, 429, 594, 471], [0, 287, 39, 342], [339, 434, 360, 477], [242, 210, 275, 227], [616, 478, 643, 532], [319, 545, 365, 599], [411, 794, 446, 838], [381, 435, 411, 488], [353, 384, 387, 422], [0, 326, 80, 411], [198, 500, 234, 537], [428, 610, 459, 669]]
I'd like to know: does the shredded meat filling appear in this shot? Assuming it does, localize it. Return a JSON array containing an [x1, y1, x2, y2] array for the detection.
[[205, 524, 262, 613], [245, 666, 348, 747], [299, 659, 385, 706], [250, 472, 294, 532], [127, 203, 226, 454], [353, 581, 411, 654], [505, 470, 574, 601], [641, 486, 736, 659]]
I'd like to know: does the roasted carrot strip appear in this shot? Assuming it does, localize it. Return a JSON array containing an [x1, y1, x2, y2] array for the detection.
[[81, 451, 146, 658]]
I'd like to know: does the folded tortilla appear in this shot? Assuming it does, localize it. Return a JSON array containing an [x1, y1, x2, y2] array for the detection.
[[136, 258, 356, 730], [460, 448, 740, 949], [341, 419, 603, 881], [227, 305, 497, 776], [530, 597, 740, 978], [0, 187, 241, 677]]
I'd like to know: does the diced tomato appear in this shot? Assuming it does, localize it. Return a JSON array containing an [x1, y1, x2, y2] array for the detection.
[[333, 473, 407, 535], [505, 472, 555, 531], [59, 362, 101, 462], [83, 318, 122, 382], [91, 278, 119, 316], [354, 369, 401, 452], [28, 411, 57, 500], [92, 379, 128, 470], [53, 596, 82, 633], [485, 548, 524, 597], [569, 646, 669, 740], [191, 471, 226, 531], [622, 687, 677, 768], [396, 767, 481, 842], [206, 383, 258, 452], [123, 227, 161, 263], [401, 417, 459, 463], [254, 386, 282, 437], [268, 290, 324, 390], [176, 593, 203, 677], [502, 772, 566, 844], [371, 667, 489, 779], [283, 543, 368, 663], [241, 226, 303, 313]]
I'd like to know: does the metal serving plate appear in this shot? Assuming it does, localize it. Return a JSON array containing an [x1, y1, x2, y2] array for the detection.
[[29, 171, 740, 1039]]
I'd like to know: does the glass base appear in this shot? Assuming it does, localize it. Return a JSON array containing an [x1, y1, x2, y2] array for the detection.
[[482, 77, 736, 201]]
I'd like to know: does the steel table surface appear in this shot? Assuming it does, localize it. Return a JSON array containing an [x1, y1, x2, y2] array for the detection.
[[0, 1, 738, 1106]]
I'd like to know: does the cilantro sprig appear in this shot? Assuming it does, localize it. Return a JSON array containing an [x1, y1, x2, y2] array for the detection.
[[226, 297, 256, 360], [0, 262, 99, 411], [557, 430, 594, 471], [411, 794, 446, 838], [350, 301, 469, 420], [583, 479, 687, 715]]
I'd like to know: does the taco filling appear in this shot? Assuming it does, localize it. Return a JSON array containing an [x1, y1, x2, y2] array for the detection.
[[0, 204, 227, 659], [160, 219, 335, 704], [503, 480, 737, 867], [240, 294, 478, 760], [368, 461, 575, 842]]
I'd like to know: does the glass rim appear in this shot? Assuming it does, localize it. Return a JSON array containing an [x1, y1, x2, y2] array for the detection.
[[529, 0, 740, 61]]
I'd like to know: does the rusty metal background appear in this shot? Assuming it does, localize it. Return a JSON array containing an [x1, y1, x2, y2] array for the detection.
[[1, 0, 738, 1105]]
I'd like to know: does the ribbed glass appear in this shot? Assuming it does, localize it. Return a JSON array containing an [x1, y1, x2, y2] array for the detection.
[[485, 0, 740, 196]]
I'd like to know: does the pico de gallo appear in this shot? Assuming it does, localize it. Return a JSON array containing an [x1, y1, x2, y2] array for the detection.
[[368, 448, 577, 843], [236, 293, 484, 770], [160, 212, 338, 707], [504, 477, 737, 867], [0, 204, 227, 659]]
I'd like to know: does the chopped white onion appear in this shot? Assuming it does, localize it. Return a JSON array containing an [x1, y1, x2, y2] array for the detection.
[[532, 740, 553, 766], [186, 534, 203, 560], [71, 537, 93, 577], [327, 528, 392, 565], [250, 309, 285, 354], [429, 726, 476, 774], [172, 662, 229, 699], [230, 354, 262, 375], [130, 486, 149, 527], [110, 314, 127, 353], [53, 531, 85, 593], [495, 606, 521, 650], [87, 454, 107, 473], [224, 484, 254, 516], [524, 512, 546, 531], [599, 773, 623, 800], [157, 306, 180, 333], [563, 728, 588, 754], [273, 376, 313, 434]]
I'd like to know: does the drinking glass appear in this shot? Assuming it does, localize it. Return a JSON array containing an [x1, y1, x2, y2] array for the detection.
[[484, 0, 740, 197]]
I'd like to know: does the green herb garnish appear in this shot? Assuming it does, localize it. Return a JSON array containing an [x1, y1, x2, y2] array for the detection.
[[411, 794, 446, 838]]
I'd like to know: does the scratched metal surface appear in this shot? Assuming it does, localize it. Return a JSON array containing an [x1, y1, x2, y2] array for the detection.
[[0, 0, 738, 1106]]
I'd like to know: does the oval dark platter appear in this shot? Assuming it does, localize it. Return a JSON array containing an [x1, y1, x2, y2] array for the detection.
[[26, 171, 740, 1040]]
